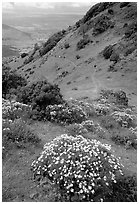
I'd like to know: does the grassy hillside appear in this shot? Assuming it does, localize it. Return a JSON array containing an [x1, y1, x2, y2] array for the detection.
[[3, 2, 137, 202]]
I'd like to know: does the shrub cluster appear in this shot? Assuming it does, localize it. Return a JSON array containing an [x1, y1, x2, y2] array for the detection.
[[39, 30, 66, 56], [102, 45, 114, 59], [2, 65, 27, 99], [45, 103, 87, 124], [2, 98, 31, 121], [21, 52, 28, 58], [64, 43, 70, 49], [93, 14, 114, 35], [100, 89, 128, 106], [120, 2, 130, 8], [111, 111, 136, 128], [124, 22, 137, 39], [31, 134, 124, 202], [76, 37, 90, 50], [17, 80, 64, 120], [83, 2, 115, 23]]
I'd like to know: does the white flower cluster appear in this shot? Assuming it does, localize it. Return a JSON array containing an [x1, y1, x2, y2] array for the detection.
[[45, 103, 87, 124], [2, 98, 31, 120], [111, 111, 136, 128], [31, 134, 124, 201]]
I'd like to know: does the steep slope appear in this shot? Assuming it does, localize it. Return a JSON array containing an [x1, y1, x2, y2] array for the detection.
[[7, 2, 137, 106]]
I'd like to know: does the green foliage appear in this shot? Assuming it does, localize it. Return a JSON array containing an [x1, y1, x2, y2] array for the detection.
[[17, 80, 64, 120], [2, 65, 27, 98], [39, 30, 66, 56], [45, 103, 87, 124], [93, 14, 114, 35]]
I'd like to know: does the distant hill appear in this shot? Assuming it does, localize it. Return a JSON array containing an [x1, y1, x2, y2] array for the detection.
[[2, 24, 34, 57], [6, 2, 137, 106], [2, 24, 32, 42]]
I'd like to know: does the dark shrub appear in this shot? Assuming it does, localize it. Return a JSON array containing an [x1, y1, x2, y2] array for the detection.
[[83, 2, 115, 23], [76, 55, 80, 59], [105, 174, 137, 202], [21, 53, 28, 58], [100, 89, 128, 106], [120, 2, 130, 8], [64, 43, 70, 49], [2, 65, 27, 98], [24, 55, 34, 65], [39, 30, 66, 56], [102, 45, 113, 59], [125, 22, 137, 38], [76, 37, 90, 50], [110, 52, 120, 62], [17, 80, 64, 120], [108, 8, 114, 15]]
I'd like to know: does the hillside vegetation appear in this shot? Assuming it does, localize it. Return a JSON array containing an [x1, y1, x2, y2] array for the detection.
[[2, 2, 137, 202]]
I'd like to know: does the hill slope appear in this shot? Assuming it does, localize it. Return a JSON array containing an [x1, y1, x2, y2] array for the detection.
[[7, 2, 137, 106], [2, 24, 34, 57]]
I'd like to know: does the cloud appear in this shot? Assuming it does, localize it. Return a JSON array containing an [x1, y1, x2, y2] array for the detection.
[[71, 3, 81, 8]]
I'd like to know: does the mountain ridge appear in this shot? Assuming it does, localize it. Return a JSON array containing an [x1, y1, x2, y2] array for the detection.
[[5, 2, 137, 105]]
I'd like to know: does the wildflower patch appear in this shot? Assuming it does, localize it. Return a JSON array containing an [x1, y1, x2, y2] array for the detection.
[[31, 134, 124, 201]]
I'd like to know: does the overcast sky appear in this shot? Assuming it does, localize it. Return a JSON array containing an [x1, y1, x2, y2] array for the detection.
[[2, 2, 95, 15]]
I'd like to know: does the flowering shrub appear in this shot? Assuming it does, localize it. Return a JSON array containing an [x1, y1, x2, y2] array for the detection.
[[31, 134, 124, 202], [2, 98, 31, 121], [45, 103, 87, 124], [66, 123, 88, 137], [81, 120, 106, 138], [111, 111, 136, 128], [93, 103, 110, 116]]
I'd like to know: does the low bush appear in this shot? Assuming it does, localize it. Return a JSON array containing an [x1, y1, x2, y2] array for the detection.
[[39, 30, 66, 56], [100, 89, 128, 106], [21, 53, 28, 58], [31, 134, 124, 202], [93, 14, 114, 35], [76, 37, 90, 50], [104, 174, 137, 202], [110, 52, 120, 62], [120, 2, 130, 8], [64, 43, 70, 49], [2, 65, 27, 98], [45, 103, 87, 124], [102, 45, 113, 59], [76, 55, 80, 59], [99, 115, 119, 130], [124, 22, 137, 39], [24, 55, 34, 65], [17, 80, 64, 120], [83, 2, 115, 23], [111, 130, 137, 149]]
